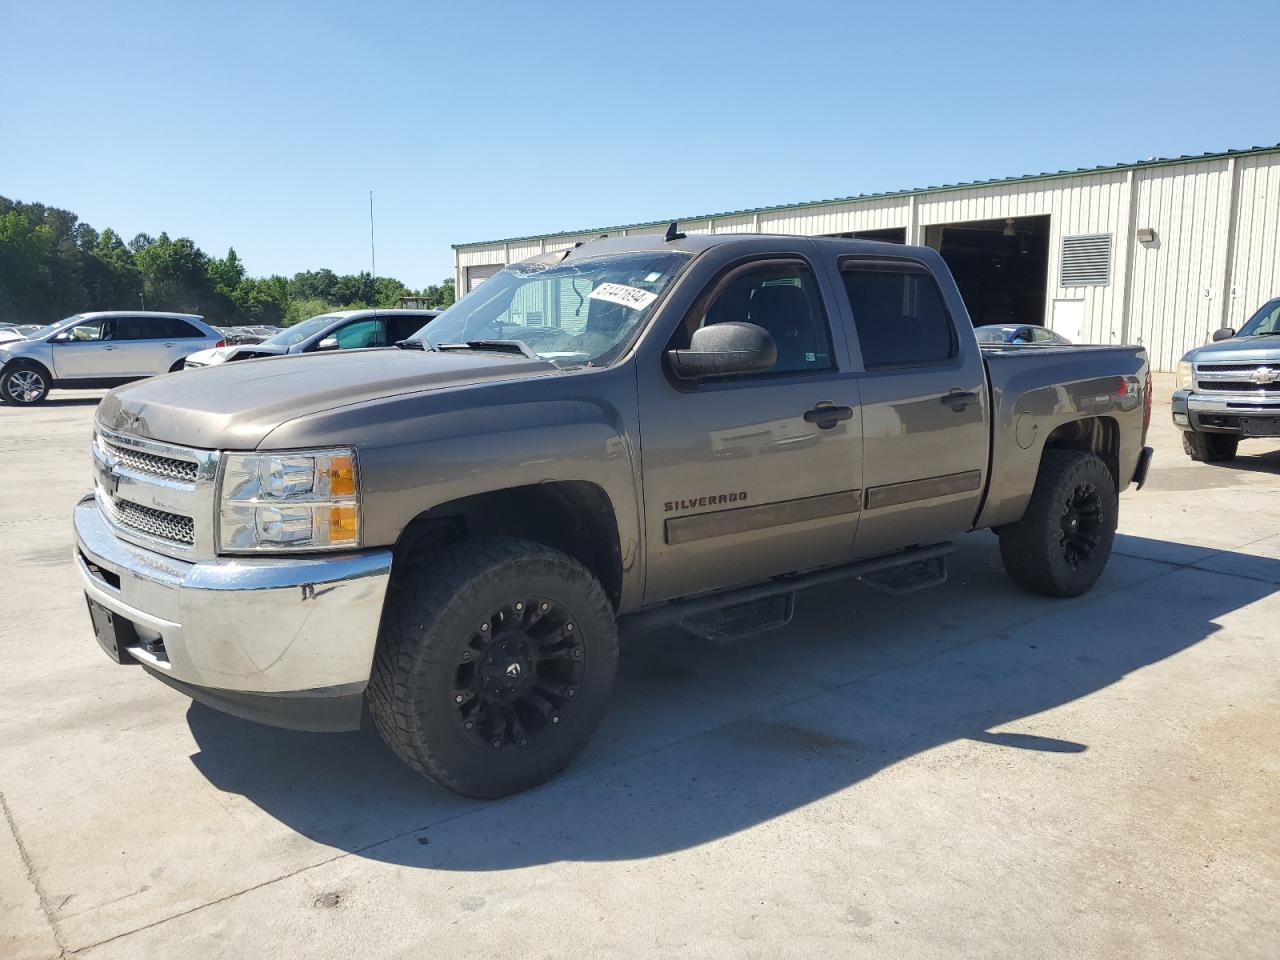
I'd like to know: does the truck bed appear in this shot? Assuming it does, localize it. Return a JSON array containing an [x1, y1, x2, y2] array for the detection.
[[976, 344, 1150, 530]]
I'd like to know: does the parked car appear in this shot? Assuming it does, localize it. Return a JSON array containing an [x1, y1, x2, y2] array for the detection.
[[1173, 296, 1280, 461], [0, 311, 223, 406], [76, 234, 1152, 798], [0, 325, 25, 343], [975, 324, 1072, 345], [182, 309, 440, 368]]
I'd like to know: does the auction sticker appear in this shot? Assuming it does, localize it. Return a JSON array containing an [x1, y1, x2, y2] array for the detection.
[[588, 282, 658, 311]]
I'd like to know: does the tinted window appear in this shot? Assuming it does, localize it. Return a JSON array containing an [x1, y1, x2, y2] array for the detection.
[[331, 318, 386, 349], [388, 315, 429, 342], [162, 318, 205, 338], [1031, 327, 1055, 343], [681, 262, 833, 375], [115, 316, 163, 340], [841, 265, 955, 368]]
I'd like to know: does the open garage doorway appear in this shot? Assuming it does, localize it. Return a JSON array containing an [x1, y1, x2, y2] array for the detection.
[[926, 215, 1050, 327]]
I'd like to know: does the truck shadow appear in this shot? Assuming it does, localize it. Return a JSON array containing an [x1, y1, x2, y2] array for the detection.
[[184, 533, 1275, 871]]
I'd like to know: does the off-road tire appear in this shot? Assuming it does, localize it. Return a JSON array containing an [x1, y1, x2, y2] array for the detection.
[[1182, 431, 1238, 463], [368, 537, 619, 798], [997, 450, 1117, 598], [0, 365, 50, 406]]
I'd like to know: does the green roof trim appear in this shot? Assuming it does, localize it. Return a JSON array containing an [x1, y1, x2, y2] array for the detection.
[[453, 143, 1280, 250]]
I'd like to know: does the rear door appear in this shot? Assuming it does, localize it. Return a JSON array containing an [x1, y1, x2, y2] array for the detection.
[[161, 318, 214, 366], [113, 316, 173, 375], [637, 250, 863, 603], [833, 254, 989, 558]]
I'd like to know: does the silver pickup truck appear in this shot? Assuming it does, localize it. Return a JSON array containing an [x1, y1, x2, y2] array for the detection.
[[74, 234, 1153, 797], [1173, 296, 1280, 461]]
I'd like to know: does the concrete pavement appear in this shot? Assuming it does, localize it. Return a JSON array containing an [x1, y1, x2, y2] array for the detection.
[[1, 375, 1277, 959]]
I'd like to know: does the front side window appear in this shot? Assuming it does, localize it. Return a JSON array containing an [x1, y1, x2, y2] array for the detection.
[[414, 251, 690, 367], [330, 318, 386, 349], [1238, 299, 1280, 337], [64, 319, 111, 342], [842, 263, 956, 368], [263, 315, 341, 348], [675, 262, 834, 375]]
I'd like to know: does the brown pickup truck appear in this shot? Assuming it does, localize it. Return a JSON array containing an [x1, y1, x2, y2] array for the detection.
[[75, 233, 1153, 797]]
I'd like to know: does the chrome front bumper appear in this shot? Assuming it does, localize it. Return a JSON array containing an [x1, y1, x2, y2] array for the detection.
[[74, 493, 392, 717]]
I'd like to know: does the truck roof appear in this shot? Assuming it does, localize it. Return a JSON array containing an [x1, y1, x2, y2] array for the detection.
[[549, 232, 928, 265]]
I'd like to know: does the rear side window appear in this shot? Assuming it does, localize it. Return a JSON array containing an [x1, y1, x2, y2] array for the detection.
[[841, 263, 956, 368], [163, 318, 205, 338], [115, 317, 161, 340], [387, 315, 429, 342]]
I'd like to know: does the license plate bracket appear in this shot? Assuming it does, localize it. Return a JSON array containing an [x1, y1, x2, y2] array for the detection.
[[86, 596, 139, 664], [1239, 417, 1280, 437]]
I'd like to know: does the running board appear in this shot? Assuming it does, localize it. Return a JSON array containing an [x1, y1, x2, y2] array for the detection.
[[620, 541, 955, 638]]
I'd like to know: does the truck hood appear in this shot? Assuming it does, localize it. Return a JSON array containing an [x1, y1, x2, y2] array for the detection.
[[1186, 335, 1280, 363], [97, 348, 561, 449]]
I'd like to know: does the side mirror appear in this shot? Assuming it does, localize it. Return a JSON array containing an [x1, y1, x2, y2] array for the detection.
[[51, 332, 70, 343], [667, 321, 777, 381], [1211, 327, 1235, 342], [315, 336, 340, 351]]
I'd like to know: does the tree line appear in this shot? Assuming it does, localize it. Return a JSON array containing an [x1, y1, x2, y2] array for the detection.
[[0, 196, 455, 327]]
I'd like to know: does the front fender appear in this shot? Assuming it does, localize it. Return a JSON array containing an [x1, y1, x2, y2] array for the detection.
[[255, 365, 645, 605]]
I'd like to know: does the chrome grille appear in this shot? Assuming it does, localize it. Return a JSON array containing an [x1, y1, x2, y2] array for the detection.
[[1194, 362, 1280, 396], [100, 492, 195, 545], [103, 439, 199, 482], [92, 427, 220, 559]]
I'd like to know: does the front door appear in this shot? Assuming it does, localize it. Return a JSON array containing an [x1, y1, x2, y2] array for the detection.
[[834, 256, 990, 558], [638, 256, 863, 603], [50, 317, 119, 379]]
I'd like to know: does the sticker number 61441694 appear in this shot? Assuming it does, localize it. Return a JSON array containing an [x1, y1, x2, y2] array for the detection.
[[587, 282, 658, 311]]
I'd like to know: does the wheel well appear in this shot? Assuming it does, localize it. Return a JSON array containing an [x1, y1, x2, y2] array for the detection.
[[1042, 416, 1119, 486], [392, 481, 624, 608], [2, 357, 52, 381]]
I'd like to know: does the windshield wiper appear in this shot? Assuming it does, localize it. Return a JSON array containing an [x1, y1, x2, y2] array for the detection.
[[436, 339, 540, 359], [394, 338, 436, 351]]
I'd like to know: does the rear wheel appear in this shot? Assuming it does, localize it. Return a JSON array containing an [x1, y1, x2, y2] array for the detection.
[[368, 537, 618, 798], [1182, 431, 1237, 463], [997, 450, 1117, 598], [0, 366, 49, 406]]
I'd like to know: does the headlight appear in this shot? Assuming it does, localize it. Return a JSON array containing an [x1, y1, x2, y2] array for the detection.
[[1177, 359, 1194, 391], [218, 447, 360, 552]]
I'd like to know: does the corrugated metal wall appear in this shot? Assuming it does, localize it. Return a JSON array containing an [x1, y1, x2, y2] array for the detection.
[[454, 151, 1280, 371], [1229, 156, 1280, 329]]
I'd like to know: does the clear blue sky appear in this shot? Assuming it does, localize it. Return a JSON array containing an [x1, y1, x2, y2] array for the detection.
[[2, 0, 1277, 288]]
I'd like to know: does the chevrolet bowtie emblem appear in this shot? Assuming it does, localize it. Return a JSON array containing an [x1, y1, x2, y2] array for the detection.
[[1251, 367, 1279, 385]]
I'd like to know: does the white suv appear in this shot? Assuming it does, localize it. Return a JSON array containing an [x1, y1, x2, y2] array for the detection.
[[0, 311, 223, 406]]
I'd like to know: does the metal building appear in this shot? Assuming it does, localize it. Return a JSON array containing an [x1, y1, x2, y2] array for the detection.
[[452, 145, 1280, 372]]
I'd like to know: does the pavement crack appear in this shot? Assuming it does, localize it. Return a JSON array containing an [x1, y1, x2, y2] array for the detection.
[[1, 786, 69, 958]]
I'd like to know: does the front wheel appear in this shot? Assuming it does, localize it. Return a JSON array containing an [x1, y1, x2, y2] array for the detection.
[[1182, 431, 1237, 463], [997, 450, 1118, 598], [367, 537, 619, 798], [0, 366, 49, 406]]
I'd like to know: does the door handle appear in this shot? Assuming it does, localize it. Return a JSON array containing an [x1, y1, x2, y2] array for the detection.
[[163, 342, 176, 348], [103, 345, 116, 351], [941, 389, 978, 411], [803, 401, 854, 429]]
